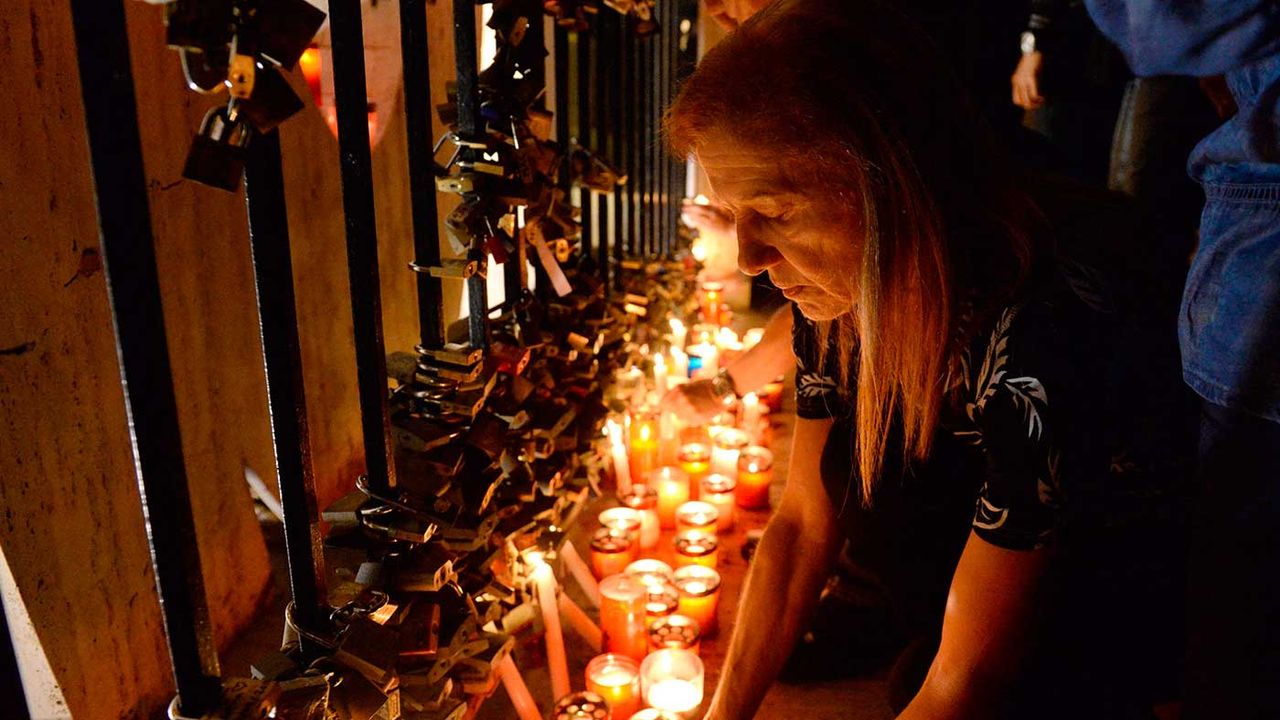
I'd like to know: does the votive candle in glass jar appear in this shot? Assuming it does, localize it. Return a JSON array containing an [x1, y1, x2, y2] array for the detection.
[[710, 428, 750, 477], [648, 614, 702, 655], [553, 691, 611, 720], [650, 467, 690, 530], [699, 281, 725, 326], [674, 501, 719, 537], [736, 446, 774, 510], [626, 558, 675, 589], [759, 377, 785, 412], [641, 649, 705, 715], [586, 654, 642, 720], [673, 565, 722, 635], [643, 579, 680, 626], [700, 474, 736, 531], [599, 574, 650, 662], [677, 442, 711, 497], [673, 531, 719, 570], [629, 410, 660, 484], [617, 485, 660, 550], [591, 527, 638, 580], [628, 710, 681, 720], [599, 507, 643, 538]]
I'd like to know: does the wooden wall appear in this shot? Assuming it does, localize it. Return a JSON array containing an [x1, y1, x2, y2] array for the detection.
[[0, 0, 459, 717]]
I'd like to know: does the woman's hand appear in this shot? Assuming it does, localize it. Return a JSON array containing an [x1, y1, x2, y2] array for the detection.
[[1011, 52, 1045, 110], [661, 380, 728, 423]]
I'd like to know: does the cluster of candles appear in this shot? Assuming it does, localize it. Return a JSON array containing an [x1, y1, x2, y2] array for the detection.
[[548, 294, 788, 720]]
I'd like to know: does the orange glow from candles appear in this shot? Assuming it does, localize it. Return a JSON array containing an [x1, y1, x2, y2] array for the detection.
[[677, 442, 711, 497], [591, 528, 638, 580], [629, 412, 659, 482], [736, 446, 774, 509], [618, 485, 661, 550], [599, 574, 649, 662], [586, 654, 642, 720], [650, 467, 691, 530], [675, 501, 719, 537], [643, 580, 680, 626], [674, 566, 721, 634], [298, 46, 323, 109], [700, 474, 737, 531], [649, 614, 702, 655], [673, 531, 718, 570]]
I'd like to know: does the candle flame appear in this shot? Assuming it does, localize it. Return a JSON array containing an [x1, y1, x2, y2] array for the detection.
[[639, 424, 652, 442]]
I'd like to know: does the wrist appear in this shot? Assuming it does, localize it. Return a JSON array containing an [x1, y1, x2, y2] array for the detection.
[[710, 367, 739, 405]]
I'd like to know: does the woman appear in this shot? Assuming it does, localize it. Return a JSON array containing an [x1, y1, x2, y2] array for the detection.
[[666, 0, 1194, 717]]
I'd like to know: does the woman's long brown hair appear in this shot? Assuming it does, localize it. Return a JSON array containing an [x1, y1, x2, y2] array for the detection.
[[667, 0, 1038, 498]]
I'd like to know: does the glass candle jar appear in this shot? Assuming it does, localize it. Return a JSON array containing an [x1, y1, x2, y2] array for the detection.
[[673, 565, 721, 635], [599, 507, 643, 538], [710, 428, 750, 477], [591, 527, 638, 580], [553, 691, 611, 720], [628, 410, 660, 483], [586, 654, 642, 720], [735, 446, 774, 510], [677, 443, 711, 498], [674, 501, 719, 537], [649, 467, 690, 530], [628, 710, 681, 720], [700, 474, 736, 532], [648, 614, 701, 655], [617, 485, 660, 550], [640, 649, 705, 715], [599, 574, 650, 662], [643, 579, 681, 626], [673, 531, 719, 570], [626, 558, 675, 589], [699, 281, 724, 326]]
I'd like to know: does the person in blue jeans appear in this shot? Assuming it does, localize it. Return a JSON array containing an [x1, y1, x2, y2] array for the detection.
[[1085, 3, 1280, 718]]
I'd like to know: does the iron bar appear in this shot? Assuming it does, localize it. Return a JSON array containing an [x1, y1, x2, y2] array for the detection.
[[243, 130, 329, 641], [452, 0, 489, 347], [68, 0, 221, 712], [400, 0, 447, 350]]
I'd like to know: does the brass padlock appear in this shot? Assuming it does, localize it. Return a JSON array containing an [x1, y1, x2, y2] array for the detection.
[[182, 105, 251, 192]]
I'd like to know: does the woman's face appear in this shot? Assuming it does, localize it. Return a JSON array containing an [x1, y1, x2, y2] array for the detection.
[[697, 134, 861, 321]]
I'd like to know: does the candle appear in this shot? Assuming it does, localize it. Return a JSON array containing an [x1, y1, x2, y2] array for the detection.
[[650, 467, 691, 530], [532, 562, 571, 701], [617, 485, 660, 550], [560, 540, 601, 608], [629, 411, 659, 483], [498, 654, 542, 720], [670, 347, 689, 381], [626, 558, 675, 587], [614, 366, 645, 405], [606, 419, 633, 496], [715, 326, 739, 351], [700, 474, 736, 531], [674, 501, 719, 537], [599, 507, 643, 537], [659, 411, 681, 466], [553, 691, 611, 720], [673, 566, 721, 634], [759, 377, 785, 412], [599, 574, 649, 662], [668, 318, 688, 351], [686, 342, 719, 380], [700, 281, 724, 326], [628, 710, 681, 720], [710, 428, 749, 477], [653, 354, 668, 395], [586, 654, 642, 720], [742, 326, 765, 350], [648, 614, 701, 655], [739, 392, 762, 444], [591, 528, 638, 580], [673, 531, 719, 570], [677, 443, 711, 498], [736, 446, 774, 510], [640, 649, 704, 714], [643, 579, 681, 625]]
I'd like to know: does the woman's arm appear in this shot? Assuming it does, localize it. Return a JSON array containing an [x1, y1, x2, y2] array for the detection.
[[702, 416, 843, 720], [897, 533, 1049, 720]]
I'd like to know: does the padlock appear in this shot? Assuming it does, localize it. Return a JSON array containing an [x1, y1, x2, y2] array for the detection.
[[247, 0, 327, 69], [233, 63, 305, 133], [398, 602, 442, 663], [164, 0, 235, 51], [388, 545, 457, 593], [182, 105, 251, 192], [274, 674, 332, 720], [334, 617, 402, 688], [323, 490, 371, 528]]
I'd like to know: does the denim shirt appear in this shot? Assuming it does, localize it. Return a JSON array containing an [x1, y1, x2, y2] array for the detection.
[[1086, 1, 1280, 420]]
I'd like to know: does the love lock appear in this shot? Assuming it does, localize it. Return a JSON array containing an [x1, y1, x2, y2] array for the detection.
[[182, 105, 251, 192]]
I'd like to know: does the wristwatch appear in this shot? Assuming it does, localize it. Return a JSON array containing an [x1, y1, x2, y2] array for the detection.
[[710, 368, 739, 405], [1019, 30, 1037, 55]]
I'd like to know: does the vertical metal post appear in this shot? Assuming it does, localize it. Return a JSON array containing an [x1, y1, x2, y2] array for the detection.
[[243, 131, 329, 639], [67, 0, 221, 713], [452, 0, 489, 347], [636, 27, 649, 258], [626, 22, 640, 262], [400, 0, 446, 350], [330, 0, 398, 492]]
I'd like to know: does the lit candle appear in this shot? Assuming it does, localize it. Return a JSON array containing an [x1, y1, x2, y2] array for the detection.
[[677, 443, 711, 498], [553, 691, 612, 720], [606, 419, 632, 496], [673, 565, 721, 635], [628, 710, 682, 720], [700, 474, 737, 531], [640, 649, 704, 715], [626, 558, 675, 588], [670, 347, 689, 381], [686, 342, 719, 380], [736, 446, 774, 510], [648, 614, 701, 655], [658, 411, 681, 466], [700, 281, 724, 326], [668, 318, 688, 351], [650, 467, 691, 530], [532, 561, 571, 701], [599, 574, 649, 662], [653, 353, 668, 396], [617, 485, 660, 550], [673, 531, 719, 570], [599, 507, 643, 537], [710, 428, 750, 477], [586, 654, 642, 720], [498, 654, 542, 720], [629, 411, 659, 483], [590, 528, 638, 580], [675, 501, 719, 537], [739, 392, 762, 444], [643, 579, 681, 626], [715, 326, 739, 351]]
